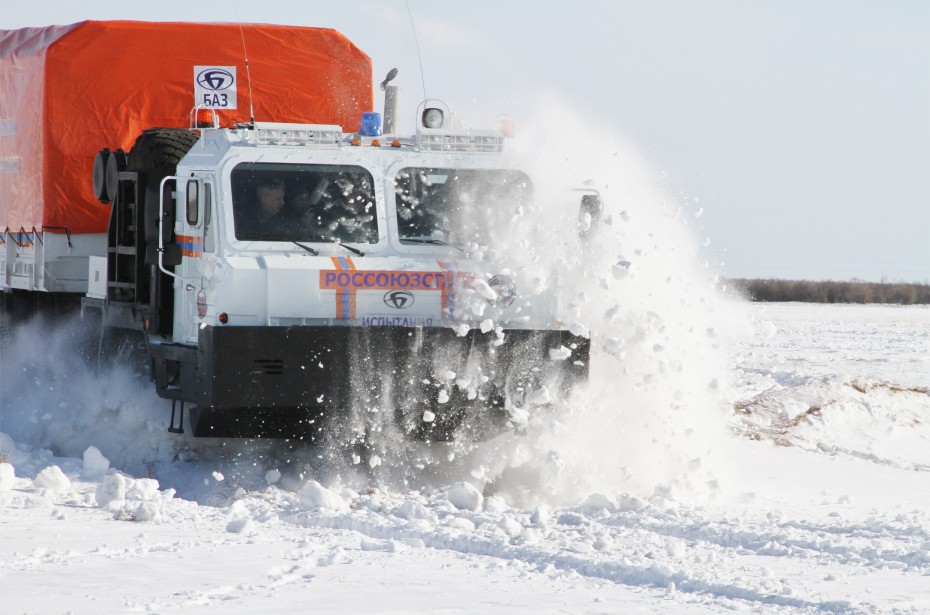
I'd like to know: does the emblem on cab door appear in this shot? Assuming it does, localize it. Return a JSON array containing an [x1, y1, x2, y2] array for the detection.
[[383, 290, 414, 309]]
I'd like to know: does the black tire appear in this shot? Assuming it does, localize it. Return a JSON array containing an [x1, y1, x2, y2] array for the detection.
[[127, 128, 200, 179], [125, 128, 200, 336], [97, 327, 150, 378], [128, 128, 200, 244]]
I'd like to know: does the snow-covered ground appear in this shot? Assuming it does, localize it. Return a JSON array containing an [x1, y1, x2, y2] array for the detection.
[[1, 116, 928, 613], [2, 301, 929, 614]]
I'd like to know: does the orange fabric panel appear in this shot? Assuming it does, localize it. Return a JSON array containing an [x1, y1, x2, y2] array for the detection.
[[1, 21, 373, 235], [1, 25, 79, 232]]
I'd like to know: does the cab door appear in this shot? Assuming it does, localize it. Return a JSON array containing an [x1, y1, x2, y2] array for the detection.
[[174, 174, 217, 343]]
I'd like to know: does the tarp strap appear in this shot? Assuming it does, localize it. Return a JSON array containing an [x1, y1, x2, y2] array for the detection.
[[42, 225, 73, 250]]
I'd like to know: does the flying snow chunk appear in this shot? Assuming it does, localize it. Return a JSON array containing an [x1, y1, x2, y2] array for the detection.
[[0, 431, 15, 456], [265, 469, 282, 485], [469, 298, 487, 317], [604, 304, 621, 323], [612, 259, 633, 280], [437, 390, 450, 404], [480, 319, 494, 333], [0, 463, 15, 492], [422, 410, 436, 423], [453, 324, 470, 337], [446, 482, 483, 511], [34, 465, 71, 492], [212, 471, 225, 482], [549, 346, 572, 361], [569, 322, 590, 338], [297, 480, 349, 511], [470, 279, 498, 301], [526, 386, 551, 406], [509, 407, 529, 428], [83, 446, 110, 477], [604, 337, 626, 355]]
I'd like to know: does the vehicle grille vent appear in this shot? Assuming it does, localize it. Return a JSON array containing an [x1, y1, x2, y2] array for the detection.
[[254, 359, 284, 376]]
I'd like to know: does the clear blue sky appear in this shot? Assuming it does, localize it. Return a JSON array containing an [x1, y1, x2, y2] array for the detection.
[[3, 0, 928, 282]]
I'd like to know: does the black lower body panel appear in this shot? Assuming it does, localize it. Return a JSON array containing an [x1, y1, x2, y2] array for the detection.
[[150, 325, 589, 439]]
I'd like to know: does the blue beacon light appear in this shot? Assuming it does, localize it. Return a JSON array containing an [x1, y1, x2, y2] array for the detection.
[[359, 112, 382, 136]]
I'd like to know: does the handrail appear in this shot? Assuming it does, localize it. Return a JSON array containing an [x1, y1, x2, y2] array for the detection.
[[158, 176, 182, 280]]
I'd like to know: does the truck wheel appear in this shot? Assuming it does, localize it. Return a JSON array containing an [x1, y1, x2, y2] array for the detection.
[[97, 327, 150, 378]]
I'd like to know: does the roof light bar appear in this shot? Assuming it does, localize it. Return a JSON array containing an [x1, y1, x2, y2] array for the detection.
[[252, 122, 343, 147], [416, 129, 505, 153]]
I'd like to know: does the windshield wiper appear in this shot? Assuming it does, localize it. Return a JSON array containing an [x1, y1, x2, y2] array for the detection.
[[335, 242, 365, 257], [400, 238, 465, 252], [292, 241, 320, 256]]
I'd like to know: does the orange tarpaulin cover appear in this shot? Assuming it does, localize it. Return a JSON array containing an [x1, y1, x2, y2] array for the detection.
[[0, 21, 373, 234]]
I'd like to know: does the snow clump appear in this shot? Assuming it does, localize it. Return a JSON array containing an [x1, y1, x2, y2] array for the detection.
[[446, 482, 483, 511], [34, 465, 71, 492], [298, 480, 350, 511], [0, 463, 15, 492], [83, 446, 110, 477], [96, 473, 127, 509]]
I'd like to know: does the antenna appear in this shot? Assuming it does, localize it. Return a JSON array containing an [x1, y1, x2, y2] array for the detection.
[[237, 20, 256, 125], [405, 0, 427, 101]]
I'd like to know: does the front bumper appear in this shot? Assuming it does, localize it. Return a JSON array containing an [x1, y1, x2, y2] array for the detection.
[[151, 325, 589, 438]]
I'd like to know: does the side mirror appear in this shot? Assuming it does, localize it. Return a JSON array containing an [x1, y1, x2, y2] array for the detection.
[[578, 193, 602, 238], [162, 243, 183, 267], [160, 180, 177, 244], [186, 179, 200, 226]]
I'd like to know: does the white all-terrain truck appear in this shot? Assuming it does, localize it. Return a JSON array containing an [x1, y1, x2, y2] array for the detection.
[[0, 21, 596, 439]]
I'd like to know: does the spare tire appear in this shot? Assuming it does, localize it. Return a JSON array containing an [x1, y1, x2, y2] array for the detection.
[[127, 128, 200, 178], [127, 128, 200, 243]]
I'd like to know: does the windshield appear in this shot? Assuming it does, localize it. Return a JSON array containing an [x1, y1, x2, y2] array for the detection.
[[394, 168, 532, 246], [231, 162, 378, 243]]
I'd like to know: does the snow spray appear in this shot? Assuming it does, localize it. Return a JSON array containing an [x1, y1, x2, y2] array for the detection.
[[0, 99, 751, 506], [467, 98, 749, 506]]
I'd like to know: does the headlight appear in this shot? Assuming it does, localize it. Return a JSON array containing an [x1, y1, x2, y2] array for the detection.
[[487, 274, 516, 307], [422, 107, 445, 129]]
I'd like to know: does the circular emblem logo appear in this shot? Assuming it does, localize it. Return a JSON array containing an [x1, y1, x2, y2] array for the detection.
[[383, 290, 414, 309], [197, 68, 235, 91]]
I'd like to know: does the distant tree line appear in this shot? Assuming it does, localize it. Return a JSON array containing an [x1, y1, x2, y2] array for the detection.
[[729, 279, 930, 304]]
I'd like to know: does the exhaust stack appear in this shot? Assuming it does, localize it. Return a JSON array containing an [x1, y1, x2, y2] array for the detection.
[[381, 68, 400, 135]]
